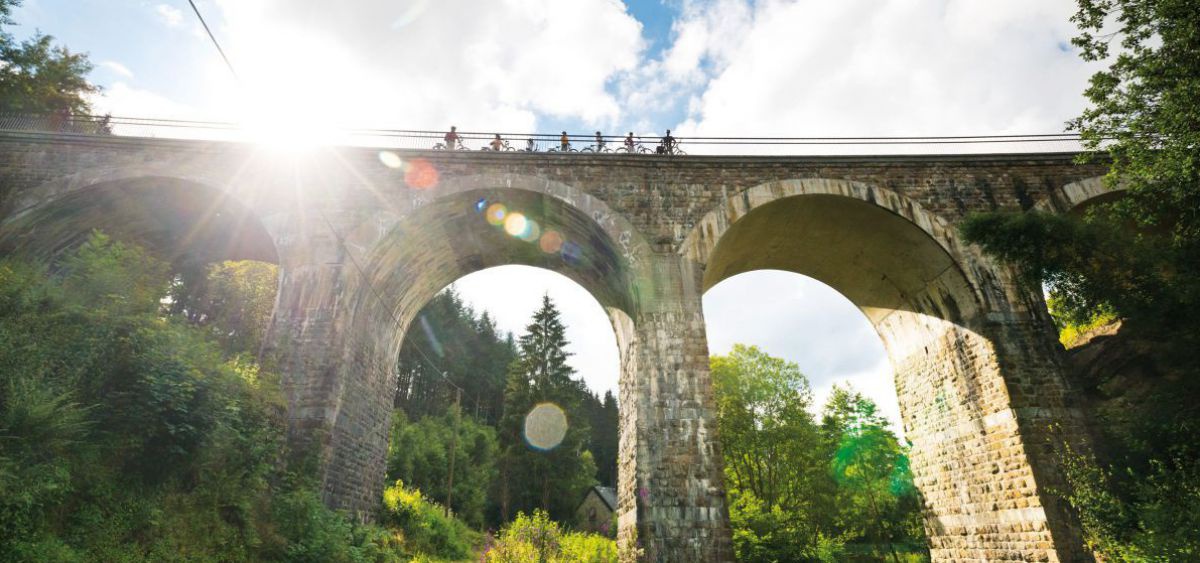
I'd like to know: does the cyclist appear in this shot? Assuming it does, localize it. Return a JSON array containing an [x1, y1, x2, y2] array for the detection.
[[444, 126, 459, 150], [560, 131, 570, 151], [624, 132, 635, 151], [658, 129, 675, 154], [490, 134, 504, 151], [526, 137, 536, 152]]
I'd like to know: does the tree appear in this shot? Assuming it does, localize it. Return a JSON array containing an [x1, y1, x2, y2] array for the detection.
[[496, 295, 596, 524], [823, 386, 925, 561], [395, 290, 515, 424], [959, 3, 1200, 558], [386, 409, 498, 528], [710, 345, 839, 560], [711, 345, 828, 515], [168, 260, 280, 357], [584, 389, 619, 487], [0, 0, 98, 115], [961, 0, 1200, 347]]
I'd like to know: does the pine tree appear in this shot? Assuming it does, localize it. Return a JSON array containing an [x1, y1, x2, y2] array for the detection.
[[496, 295, 596, 523]]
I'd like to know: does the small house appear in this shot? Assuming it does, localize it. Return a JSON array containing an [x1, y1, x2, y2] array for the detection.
[[575, 485, 617, 537]]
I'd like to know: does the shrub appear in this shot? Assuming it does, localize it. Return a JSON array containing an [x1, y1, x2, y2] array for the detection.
[[380, 480, 477, 560], [482, 510, 616, 563]]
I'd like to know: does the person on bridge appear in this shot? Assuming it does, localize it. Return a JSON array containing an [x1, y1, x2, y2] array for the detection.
[[444, 126, 460, 150], [560, 131, 570, 151], [490, 134, 504, 151], [526, 137, 537, 151], [594, 131, 605, 151], [658, 129, 675, 154], [624, 132, 636, 151]]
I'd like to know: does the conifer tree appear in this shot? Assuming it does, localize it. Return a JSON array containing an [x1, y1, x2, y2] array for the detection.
[[496, 295, 596, 523]]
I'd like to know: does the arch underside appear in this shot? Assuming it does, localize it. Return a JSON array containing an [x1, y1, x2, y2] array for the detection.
[[313, 185, 638, 513], [694, 185, 1080, 560], [354, 187, 635, 360], [0, 176, 278, 265]]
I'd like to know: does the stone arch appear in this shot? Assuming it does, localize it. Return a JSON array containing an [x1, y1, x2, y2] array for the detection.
[[0, 174, 279, 265], [311, 176, 644, 514], [409, 172, 650, 270], [1036, 175, 1123, 214], [682, 178, 983, 322], [680, 178, 1088, 561]]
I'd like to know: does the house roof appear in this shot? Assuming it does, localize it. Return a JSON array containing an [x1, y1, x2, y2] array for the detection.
[[576, 482, 619, 513], [590, 485, 617, 511]]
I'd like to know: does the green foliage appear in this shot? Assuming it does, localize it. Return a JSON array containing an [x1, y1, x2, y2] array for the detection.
[[496, 296, 597, 524], [169, 260, 280, 357], [380, 481, 478, 561], [1048, 295, 1117, 347], [396, 289, 516, 424], [710, 348, 927, 562], [581, 390, 619, 488], [961, 2, 1200, 559], [711, 344, 829, 517], [386, 408, 498, 528], [0, 233, 418, 562], [482, 510, 616, 563], [0, 0, 98, 115], [1056, 440, 1200, 562], [961, 0, 1200, 349]]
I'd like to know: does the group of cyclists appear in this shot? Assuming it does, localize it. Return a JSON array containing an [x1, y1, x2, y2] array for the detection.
[[438, 126, 682, 155]]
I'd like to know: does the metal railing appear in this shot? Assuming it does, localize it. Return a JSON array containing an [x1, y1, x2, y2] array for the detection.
[[0, 113, 1092, 155]]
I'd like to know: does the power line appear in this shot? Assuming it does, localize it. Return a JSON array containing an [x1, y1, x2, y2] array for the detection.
[[186, 0, 240, 82]]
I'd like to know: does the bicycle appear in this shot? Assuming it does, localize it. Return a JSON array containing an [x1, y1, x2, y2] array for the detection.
[[656, 140, 686, 156], [548, 143, 578, 153], [616, 143, 653, 154], [432, 139, 467, 150], [581, 142, 613, 153], [481, 140, 517, 151]]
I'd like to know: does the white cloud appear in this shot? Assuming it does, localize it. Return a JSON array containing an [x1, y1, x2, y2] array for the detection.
[[155, 3, 184, 27], [624, 0, 1100, 154], [88, 82, 227, 139], [451, 266, 619, 398], [207, 0, 645, 133], [99, 60, 134, 79]]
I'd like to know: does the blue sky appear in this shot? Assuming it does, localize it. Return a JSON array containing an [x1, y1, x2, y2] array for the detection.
[[6, 0, 1104, 432]]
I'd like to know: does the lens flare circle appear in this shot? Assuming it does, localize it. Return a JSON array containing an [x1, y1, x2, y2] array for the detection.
[[519, 219, 541, 242], [404, 157, 439, 190], [539, 230, 564, 254], [378, 151, 403, 169], [523, 402, 568, 451], [504, 213, 529, 237], [561, 240, 583, 265], [486, 204, 508, 226]]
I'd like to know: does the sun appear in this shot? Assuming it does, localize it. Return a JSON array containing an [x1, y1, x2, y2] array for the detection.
[[227, 26, 363, 150]]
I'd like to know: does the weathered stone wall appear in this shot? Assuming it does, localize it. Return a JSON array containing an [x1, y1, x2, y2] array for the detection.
[[0, 130, 1110, 561]]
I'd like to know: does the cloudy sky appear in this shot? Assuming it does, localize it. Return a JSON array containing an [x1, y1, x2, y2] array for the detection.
[[9, 0, 1103, 431]]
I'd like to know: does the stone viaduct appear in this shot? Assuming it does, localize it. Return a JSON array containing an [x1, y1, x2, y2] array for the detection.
[[0, 130, 1111, 561]]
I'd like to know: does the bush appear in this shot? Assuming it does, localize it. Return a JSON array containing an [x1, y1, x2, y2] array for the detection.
[[482, 510, 616, 563], [380, 480, 478, 560], [0, 234, 412, 562]]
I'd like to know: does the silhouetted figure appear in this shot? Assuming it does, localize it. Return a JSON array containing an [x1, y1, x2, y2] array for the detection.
[[444, 126, 460, 150], [560, 131, 570, 151], [658, 129, 675, 154]]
